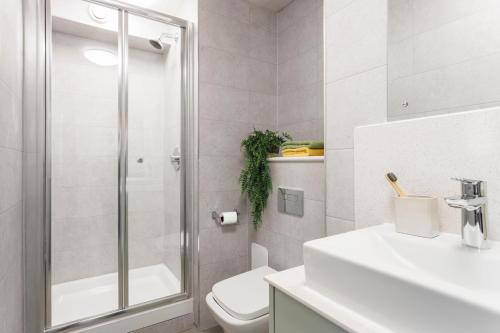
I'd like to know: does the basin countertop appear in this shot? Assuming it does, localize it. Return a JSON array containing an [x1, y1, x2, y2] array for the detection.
[[266, 266, 392, 333], [266, 224, 500, 333]]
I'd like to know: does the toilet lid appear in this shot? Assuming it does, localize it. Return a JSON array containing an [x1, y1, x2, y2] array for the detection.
[[212, 266, 276, 320]]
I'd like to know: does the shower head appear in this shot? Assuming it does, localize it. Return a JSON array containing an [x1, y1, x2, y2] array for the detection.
[[149, 39, 164, 50], [149, 32, 179, 51]]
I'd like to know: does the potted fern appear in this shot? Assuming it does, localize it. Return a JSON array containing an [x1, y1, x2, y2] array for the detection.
[[240, 129, 291, 228]]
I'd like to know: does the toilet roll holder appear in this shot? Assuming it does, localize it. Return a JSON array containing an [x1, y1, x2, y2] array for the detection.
[[211, 209, 240, 225]]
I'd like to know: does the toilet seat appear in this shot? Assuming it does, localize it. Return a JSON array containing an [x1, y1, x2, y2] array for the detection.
[[212, 266, 276, 320]]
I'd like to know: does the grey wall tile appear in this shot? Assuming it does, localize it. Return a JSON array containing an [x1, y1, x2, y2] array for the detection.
[[254, 161, 325, 271], [197, 3, 277, 328], [129, 313, 194, 333], [249, 25, 277, 64], [277, 0, 322, 33], [276, 0, 324, 140], [199, 224, 249, 267], [199, 83, 250, 121], [279, 119, 324, 141], [199, 8, 250, 56], [199, 156, 243, 193], [199, 119, 252, 157], [199, 47, 249, 90], [199, 191, 248, 231], [198, 257, 248, 330], [277, 6, 322, 64], [278, 47, 321, 94], [250, 5, 277, 33], [278, 82, 323, 126], [199, 0, 251, 23], [249, 92, 277, 127], [247, 58, 277, 94]]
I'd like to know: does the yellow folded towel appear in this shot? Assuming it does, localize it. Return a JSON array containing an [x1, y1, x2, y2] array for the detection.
[[282, 147, 324, 157]]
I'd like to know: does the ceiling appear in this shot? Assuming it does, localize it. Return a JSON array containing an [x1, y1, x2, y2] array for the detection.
[[246, 0, 294, 12]]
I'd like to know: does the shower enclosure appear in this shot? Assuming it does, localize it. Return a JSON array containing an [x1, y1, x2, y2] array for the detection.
[[42, 0, 195, 331]]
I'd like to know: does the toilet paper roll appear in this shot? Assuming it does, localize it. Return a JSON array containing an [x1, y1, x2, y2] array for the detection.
[[220, 211, 238, 225]]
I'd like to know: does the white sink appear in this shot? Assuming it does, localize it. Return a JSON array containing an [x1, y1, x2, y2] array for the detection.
[[303, 224, 500, 333]]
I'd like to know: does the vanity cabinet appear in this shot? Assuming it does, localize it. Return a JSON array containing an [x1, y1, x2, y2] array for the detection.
[[269, 287, 348, 333]]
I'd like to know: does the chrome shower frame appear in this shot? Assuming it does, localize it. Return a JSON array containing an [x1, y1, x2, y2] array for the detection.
[[37, 0, 197, 332]]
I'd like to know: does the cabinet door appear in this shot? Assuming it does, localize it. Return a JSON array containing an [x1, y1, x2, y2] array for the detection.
[[272, 288, 348, 333]]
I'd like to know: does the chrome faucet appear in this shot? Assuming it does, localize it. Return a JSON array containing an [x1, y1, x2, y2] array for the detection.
[[444, 178, 488, 249]]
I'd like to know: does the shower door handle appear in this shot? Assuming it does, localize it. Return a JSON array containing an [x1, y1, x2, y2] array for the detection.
[[170, 148, 181, 171]]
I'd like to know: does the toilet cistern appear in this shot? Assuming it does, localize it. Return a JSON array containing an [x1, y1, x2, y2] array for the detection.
[[444, 178, 489, 249]]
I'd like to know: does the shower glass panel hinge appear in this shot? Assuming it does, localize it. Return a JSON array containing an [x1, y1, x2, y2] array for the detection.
[[170, 147, 181, 171]]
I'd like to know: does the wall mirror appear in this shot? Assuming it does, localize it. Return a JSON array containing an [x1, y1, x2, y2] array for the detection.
[[388, 1, 500, 121]]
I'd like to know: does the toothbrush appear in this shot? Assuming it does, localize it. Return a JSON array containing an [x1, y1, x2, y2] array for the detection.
[[385, 172, 406, 197]]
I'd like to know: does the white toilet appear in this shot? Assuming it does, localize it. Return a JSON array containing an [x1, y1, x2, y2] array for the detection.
[[206, 244, 276, 333]]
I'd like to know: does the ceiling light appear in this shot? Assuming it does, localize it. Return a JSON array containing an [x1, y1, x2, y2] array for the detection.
[[84, 49, 118, 66], [88, 4, 109, 23]]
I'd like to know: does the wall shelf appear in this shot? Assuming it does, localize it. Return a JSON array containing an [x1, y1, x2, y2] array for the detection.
[[267, 156, 324, 163]]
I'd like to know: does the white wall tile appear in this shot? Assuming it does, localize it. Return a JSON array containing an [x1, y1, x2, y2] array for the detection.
[[411, 0, 500, 35], [325, 0, 387, 82], [0, 0, 23, 99], [0, 1, 23, 330], [326, 149, 354, 220], [326, 216, 354, 236], [355, 107, 500, 239], [387, 38, 413, 80], [389, 53, 500, 118], [0, 81, 22, 150], [413, 10, 500, 74], [324, 0, 354, 18], [326, 66, 387, 150], [387, 0, 413, 44], [0, 149, 22, 213]]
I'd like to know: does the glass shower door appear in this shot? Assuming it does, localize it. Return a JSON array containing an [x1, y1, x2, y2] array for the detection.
[[126, 14, 183, 306], [46, 0, 189, 329], [50, 0, 120, 326]]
